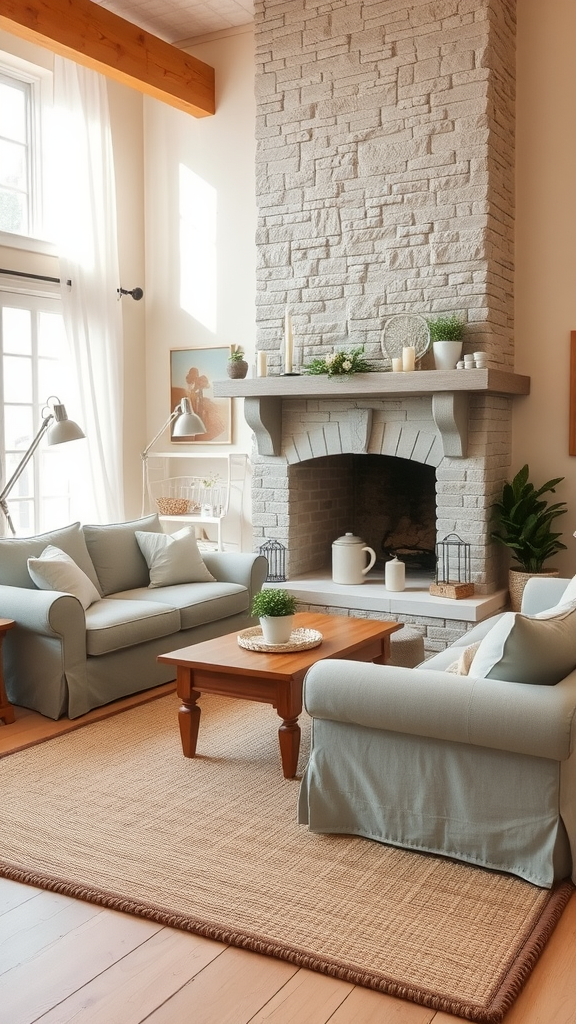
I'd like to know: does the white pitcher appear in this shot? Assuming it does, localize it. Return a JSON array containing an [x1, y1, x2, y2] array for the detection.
[[332, 532, 377, 585]]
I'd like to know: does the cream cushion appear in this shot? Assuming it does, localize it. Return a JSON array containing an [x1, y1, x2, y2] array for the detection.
[[135, 526, 216, 588], [27, 545, 101, 610], [469, 600, 576, 685]]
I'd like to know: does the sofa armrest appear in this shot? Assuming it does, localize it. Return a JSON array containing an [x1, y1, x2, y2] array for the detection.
[[0, 584, 86, 637], [0, 585, 88, 719], [201, 553, 268, 601], [521, 576, 571, 615], [303, 659, 576, 762]]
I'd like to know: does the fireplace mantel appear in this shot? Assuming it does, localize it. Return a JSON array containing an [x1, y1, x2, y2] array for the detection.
[[213, 368, 530, 457]]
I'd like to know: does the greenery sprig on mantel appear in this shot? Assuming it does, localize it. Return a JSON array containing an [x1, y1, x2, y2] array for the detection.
[[302, 346, 373, 377], [228, 345, 245, 362]]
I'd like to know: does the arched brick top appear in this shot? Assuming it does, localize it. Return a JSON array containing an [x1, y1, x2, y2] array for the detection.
[[285, 424, 442, 467]]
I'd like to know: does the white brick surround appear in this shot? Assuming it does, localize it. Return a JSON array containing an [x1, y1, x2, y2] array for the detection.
[[250, 0, 517, 639]]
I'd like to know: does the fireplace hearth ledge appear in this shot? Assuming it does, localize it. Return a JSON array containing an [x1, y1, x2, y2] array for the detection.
[[264, 570, 508, 624]]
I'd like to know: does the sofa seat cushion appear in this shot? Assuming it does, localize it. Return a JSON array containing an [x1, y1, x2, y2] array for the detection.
[[85, 598, 180, 656], [110, 582, 249, 630]]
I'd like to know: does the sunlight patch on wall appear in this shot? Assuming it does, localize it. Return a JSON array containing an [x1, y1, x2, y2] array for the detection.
[[179, 164, 217, 332]]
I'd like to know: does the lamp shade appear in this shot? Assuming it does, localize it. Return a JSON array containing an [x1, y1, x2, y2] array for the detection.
[[46, 403, 85, 445], [172, 398, 206, 437]]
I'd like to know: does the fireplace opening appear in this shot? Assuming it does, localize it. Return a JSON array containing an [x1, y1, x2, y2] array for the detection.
[[287, 454, 437, 578], [354, 455, 436, 573]]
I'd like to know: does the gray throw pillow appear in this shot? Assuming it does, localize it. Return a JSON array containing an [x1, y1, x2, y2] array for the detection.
[[135, 526, 216, 588], [469, 600, 576, 685]]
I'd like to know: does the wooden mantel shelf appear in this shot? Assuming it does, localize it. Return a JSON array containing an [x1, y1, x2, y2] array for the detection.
[[213, 368, 530, 400], [213, 369, 530, 458]]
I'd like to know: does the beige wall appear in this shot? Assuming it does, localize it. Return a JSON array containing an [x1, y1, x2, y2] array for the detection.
[[143, 28, 257, 453], [515, 0, 576, 576]]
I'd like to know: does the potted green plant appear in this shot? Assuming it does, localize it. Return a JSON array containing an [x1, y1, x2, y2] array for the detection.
[[251, 588, 298, 644], [490, 464, 568, 610], [426, 314, 465, 370], [227, 345, 248, 379]]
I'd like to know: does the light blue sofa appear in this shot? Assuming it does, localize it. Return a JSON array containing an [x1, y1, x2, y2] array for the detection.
[[0, 515, 267, 720], [299, 576, 576, 888]]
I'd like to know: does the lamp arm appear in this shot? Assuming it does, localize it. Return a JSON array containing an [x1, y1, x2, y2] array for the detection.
[[0, 414, 53, 504], [140, 409, 180, 516]]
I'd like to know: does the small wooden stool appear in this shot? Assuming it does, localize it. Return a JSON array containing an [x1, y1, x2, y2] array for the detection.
[[0, 618, 15, 725]]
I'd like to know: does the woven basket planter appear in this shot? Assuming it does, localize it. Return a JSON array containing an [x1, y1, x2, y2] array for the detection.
[[508, 568, 559, 613]]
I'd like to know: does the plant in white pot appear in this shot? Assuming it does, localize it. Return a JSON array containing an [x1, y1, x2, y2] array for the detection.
[[251, 588, 298, 645], [490, 464, 568, 611], [426, 314, 465, 370]]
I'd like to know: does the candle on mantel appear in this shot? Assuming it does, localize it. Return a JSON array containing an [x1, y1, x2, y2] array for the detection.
[[391, 357, 403, 372], [402, 345, 416, 372], [256, 351, 267, 377], [284, 308, 294, 374]]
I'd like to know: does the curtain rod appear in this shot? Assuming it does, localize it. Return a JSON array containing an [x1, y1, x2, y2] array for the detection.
[[0, 268, 72, 286]]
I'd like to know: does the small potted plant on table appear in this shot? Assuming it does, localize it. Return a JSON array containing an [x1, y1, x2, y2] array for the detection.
[[426, 314, 465, 370], [490, 464, 567, 611], [251, 588, 298, 644]]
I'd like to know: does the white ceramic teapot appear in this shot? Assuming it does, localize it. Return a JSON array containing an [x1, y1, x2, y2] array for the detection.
[[332, 532, 377, 585]]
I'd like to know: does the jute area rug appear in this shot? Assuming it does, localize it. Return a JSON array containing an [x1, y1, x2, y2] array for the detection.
[[0, 693, 572, 1024]]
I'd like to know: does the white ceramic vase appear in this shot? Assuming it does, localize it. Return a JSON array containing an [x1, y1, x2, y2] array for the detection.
[[433, 340, 463, 371], [259, 615, 294, 645]]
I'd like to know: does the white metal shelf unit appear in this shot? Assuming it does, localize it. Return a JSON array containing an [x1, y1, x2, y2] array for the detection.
[[143, 452, 247, 551]]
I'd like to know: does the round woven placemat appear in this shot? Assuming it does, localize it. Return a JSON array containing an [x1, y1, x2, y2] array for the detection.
[[237, 626, 323, 652]]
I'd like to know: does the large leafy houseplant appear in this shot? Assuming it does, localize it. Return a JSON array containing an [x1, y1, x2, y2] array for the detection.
[[490, 464, 567, 574]]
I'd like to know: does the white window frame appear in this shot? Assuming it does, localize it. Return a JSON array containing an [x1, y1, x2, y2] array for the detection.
[[0, 283, 75, 536], [0, 50, 55, 251]]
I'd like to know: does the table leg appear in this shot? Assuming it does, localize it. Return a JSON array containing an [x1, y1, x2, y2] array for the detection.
[[176, 667, 201, 758], [373, 634, 391, 665], [278, 716, 301, 779]]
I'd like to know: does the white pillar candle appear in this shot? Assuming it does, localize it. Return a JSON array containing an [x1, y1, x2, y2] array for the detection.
[[284, 308, 293, 374], [391, 357, 403, 372], [385, 556, 405, 592], [402, 346, 415, 372], [256, 351, 267, 376]]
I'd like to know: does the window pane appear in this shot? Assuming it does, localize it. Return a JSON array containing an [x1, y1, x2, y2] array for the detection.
[[40, 496, 72, 531], [4, 454, 32, 496], [3, 355, 32, 402], [2, 307, 31, 354], [38, 312, 67, 359], [4, 404, 33, 450], [7, 501, 34, 535], [0, 188, 26, 234], [0, 138, 26, 190], [40, 449, 70, 495], [38, 358, 63, 402], [0, 81, 27, 143]]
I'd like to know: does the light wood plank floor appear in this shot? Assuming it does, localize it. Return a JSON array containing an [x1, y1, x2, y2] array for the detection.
[[1, 690, 575, 1024]]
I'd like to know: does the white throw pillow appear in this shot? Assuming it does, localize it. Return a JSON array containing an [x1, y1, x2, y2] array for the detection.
[[469, 599, 576, 686], [446, 642, 481, 675], [27, 545, 102, 610], [135, 527, 216, 588]]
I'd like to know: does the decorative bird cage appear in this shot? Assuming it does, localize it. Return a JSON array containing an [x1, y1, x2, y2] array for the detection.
[[429, 533, 474, 599], [259, 539, 287, 582]]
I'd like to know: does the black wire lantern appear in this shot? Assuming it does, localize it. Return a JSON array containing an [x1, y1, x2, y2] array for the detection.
[[259, 539, 287, 582], [430, 532, 474, 598]]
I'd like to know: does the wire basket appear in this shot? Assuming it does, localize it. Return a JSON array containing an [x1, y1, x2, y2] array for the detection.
[[151, 476, 228, 517]]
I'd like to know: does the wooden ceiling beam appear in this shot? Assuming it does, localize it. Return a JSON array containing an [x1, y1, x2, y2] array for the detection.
[[0, 0, 215, 117]]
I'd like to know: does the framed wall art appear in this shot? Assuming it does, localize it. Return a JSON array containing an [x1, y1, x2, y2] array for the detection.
[[170, 347, 232, 444]]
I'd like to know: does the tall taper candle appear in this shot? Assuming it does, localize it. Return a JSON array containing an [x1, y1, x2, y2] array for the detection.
[[284, 308, 293, 374]]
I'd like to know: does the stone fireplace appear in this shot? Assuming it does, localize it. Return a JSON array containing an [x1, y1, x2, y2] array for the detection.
[[217, 0, 524, 651]]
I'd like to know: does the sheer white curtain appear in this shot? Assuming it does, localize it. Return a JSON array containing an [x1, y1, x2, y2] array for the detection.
[[47, 56, 125, 523]]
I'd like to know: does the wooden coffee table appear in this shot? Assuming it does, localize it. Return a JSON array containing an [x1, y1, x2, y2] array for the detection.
[[158, 611, 401, 778]]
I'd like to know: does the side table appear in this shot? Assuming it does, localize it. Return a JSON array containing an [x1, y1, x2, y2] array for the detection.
[[0, 618, 15, 725]]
